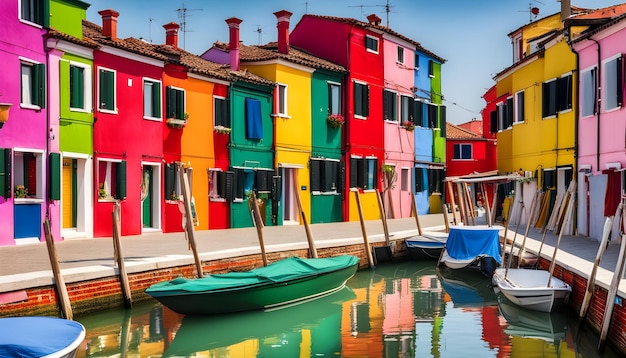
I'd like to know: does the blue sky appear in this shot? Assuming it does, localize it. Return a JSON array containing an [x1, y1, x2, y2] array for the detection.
[[85, 0, 620, 124]]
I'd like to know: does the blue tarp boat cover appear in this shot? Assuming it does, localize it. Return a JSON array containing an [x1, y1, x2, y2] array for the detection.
[[445, 226, 502, 264], [147, 255, 359, 294], [0, 316, 85, 357]]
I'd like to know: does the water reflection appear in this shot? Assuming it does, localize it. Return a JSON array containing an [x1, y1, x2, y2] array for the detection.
[[75, 260, 621, 357]]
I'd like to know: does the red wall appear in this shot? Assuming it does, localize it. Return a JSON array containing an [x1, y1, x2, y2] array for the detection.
[[93, 52, 163, 237]]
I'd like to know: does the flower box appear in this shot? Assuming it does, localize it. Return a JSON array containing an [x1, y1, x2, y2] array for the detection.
[[402, 121, 415, 131], [327, 114, 344, 129], [214, 125, 232, 134], [166, 118, 187, 129]]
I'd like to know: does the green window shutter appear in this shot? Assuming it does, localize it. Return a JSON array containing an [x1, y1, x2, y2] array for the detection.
[[0, 148, 10, 198], [364, 85, 370, 117], [310, 160, 321, 191], [325, 161, 338, 192], [33, 63, 45, 108], [49, 153, 61, 200], [70, 66, 84, 109], [233, 168, 244, 200], [354, 83, 362, 116], [165, 86, 173, 118], [414, 101, 424, 127], [224, 171, 234, 202], [152, 82, 161, 118], [116, 160, 127, 199], [165, 164, 175, 199], [99, 69, 115, 110], [350, 157, 358, 188], [176, 90, 185, 119], [440, 106, 447, 137]]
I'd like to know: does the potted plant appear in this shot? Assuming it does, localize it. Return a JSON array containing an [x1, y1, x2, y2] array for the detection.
[[327, 114, 344, 129], [214, 125, 232, 134], [14, 185, 28, 198], [98, 183, 108, 199], [402, 120, 415, 131]]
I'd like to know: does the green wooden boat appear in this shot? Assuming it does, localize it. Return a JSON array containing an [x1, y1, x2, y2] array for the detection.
[[146, 255, 359, 315]]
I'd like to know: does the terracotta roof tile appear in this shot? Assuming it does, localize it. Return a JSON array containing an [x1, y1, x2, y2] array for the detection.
[[47, 27, 99, 48], [302, 14, 446, 63], [446, 122, 482, 140]]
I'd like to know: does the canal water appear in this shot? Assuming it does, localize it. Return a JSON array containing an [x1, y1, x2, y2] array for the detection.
[[75, 260, 620, 357]]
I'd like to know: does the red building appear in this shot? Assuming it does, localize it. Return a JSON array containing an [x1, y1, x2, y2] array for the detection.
[[291, 14, 385, 220]]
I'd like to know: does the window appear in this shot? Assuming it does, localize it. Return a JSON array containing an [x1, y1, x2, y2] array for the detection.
[[497, 102, 505, 131], [582, 67, 597, 117], [98, 159, 126, 200], [506, 97, 513, 128], [489, 109, 497, 133], [13, 150, 44, 200], [98, 67, 116, 112], [414, 53, 420, 69], [400, 95, 414, 124], [428, 60, 435, 78], [365, 35, 379, 53], [208, 168, 233, 201], [414, 101, 425, 127], [414, 167, 425, 192], [453, 144, 472, 160], [512, 34, 523, 63], [311, 158, 342, 194], [276, 83, 288, 116], [542, 168, 556, 191], [514, 90, 524, 123], [228, 167, 274, 201], [427, 168, 443, 194], [214, 96, 230, 128], [350, 156, 378, 190], [70, 63, 92, 112], [401, 168, 409, 191], [604, 55, 623, 111], [21, 61, 45, 108], [383, 90, 397, 121], [354, 82, 369, 118], [20, 0, 45, 26], [440, 105, 447, 137], [164, 163, 193, 202], [397, 46, 404, 64], [427, 103, 438, 129], [496, 98, 513, 131], [165, 86, 185, 120], [328, 82, 341, 115], [143, 79, 161, 120], [542, 74, 572, 117]]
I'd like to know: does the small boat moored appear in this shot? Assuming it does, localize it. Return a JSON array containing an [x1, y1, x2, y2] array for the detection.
[[0, 316, 85, 358], [491, 268, 571, 313], [437, 225, 502, 276], [146, 255, 360, 315], [405, 231, 448, 260]]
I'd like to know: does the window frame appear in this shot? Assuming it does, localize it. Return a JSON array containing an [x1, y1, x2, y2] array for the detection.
[[365, 35, 379, 54], [69, 62, 92, 113], [12, 149, 44, 202], [328, 81, 342, 116], [350, 156, 378, 191], [20, 0, 45, 26], [276, 83, 288, 117], [310, 158, 341, 195], [414, 53, 420, 70], [214, 95, 230, 129], [20, 59, 45, 109], [581, 66, 597, 118], [397, 46, 404, 64], [353, 81, 370, 119], [514, 90, 524, 124], [165, 85, 186, 120], [400, 95, 414, 124], [142, 78, 162, 121], [401, 167, 409, 191], [98, 67, 117, 113], [603, 54, 623, 112], [97, 158, 126, 201], [208, 168, 231, 202], [453, 143, 473, 160]]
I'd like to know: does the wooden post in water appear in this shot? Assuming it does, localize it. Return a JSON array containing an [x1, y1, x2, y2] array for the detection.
[[455, 182, 468, 225], [293, 174, 317, 258], [598, 201, 626, 352], [112, 202, 132, 307], [480, 183, 492, 226], [516, 192, 539, 268], [547, 187, 576, 286], [464, 183, 475, 225], [249, 191, 268, 266], [376, 190, 390, 246], [442, 204, 450, 233], [354, 190, 375, 269], [43, 219, 73, 320], [179, 165, 203, 278], [446, 181, 458, 225], [411, 193, 423, 236]]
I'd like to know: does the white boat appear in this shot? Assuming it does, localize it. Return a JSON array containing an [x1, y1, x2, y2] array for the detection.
[[492, 268, 571, 313], [405, 231, 448, 259], [437, 225, 502, 276], [0, 316, 85, 358]]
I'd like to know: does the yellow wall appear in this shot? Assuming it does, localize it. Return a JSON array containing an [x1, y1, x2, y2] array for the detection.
[[243, 62, 313, 220], [348, 191, 380, 221], [497, 30, 576, 177]]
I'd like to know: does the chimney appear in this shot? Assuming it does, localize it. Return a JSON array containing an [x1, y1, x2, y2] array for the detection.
[[274, 10, 292, 54], [561, 0, 571, 22], [163, 22, 180, 49], [367, 13, 381, 26], [225, 17, 243, 71], [98, 9, 120, 40]]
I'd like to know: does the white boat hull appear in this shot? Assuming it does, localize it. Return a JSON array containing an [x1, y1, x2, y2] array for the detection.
[[492, 268, 571, 313]]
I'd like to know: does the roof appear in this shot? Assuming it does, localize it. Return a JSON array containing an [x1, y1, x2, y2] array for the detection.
[[569, 5, 626, 44], [212, 41, 346, 73], [507, 6, 588, 37], [47, 27, 99, 48], [81, 20, 274, 87], [446, 122, 482, 140], [300, 14, 446, 63]]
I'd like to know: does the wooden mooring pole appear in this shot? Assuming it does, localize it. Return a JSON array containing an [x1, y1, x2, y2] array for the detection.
[[249, 191, 268, 266], [354, 190, 375, 269], [293, 175, 317, 258], [112, 202, 132, 307], [179, 165, 203, 277], [43, 219, 73, 320]]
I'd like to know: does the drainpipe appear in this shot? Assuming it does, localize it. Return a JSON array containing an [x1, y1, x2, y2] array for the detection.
[[44, 33, 51, 222], [592, 38, 601, 171], [570, 42, 579, 174]]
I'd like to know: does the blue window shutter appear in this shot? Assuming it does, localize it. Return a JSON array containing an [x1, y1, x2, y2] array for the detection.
[[245, 98, 263, 140]]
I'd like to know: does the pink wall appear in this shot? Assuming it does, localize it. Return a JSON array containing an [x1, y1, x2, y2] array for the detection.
[[0, 1, 49, 245]]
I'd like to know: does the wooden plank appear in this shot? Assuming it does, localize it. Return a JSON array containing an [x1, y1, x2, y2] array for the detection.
[[354, 190, 375, 268], [293, 174, 317, 258], [480, 183, 492, 226], [598, 203, 626, 351], [446, 181, 458, 226], [112, 202, 132, 307], [547, 182, 576, 286], [179, 166, 203, 277], [249, 191, 268, 266], [43, 219, 73, 320], [456, 182, 468, 225]]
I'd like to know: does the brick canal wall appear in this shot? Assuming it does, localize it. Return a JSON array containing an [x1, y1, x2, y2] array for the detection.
[[1, 241, 625, 355]]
